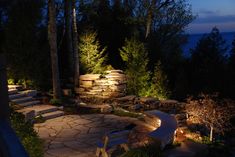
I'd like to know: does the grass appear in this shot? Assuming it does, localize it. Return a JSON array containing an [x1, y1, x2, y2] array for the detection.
[[113, 108, 143, 118], [194, 141, 233, 157], [120, 142, 163, 157]]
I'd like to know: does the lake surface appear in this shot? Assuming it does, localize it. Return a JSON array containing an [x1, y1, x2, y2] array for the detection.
[[182, 32, 235, 57]]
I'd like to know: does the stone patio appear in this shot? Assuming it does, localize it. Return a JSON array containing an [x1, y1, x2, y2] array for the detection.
[[34, 114, 151, 157]]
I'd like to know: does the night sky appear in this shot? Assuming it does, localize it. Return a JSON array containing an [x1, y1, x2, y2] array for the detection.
[[186, 0, 235, 34]]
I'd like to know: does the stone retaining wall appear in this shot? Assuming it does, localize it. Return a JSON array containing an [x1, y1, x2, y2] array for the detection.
[[113, 96, 187, 127], [76, 70, 127, 99]]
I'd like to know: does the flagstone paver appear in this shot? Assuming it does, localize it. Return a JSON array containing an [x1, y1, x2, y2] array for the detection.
[[34, 114, 150, 157]]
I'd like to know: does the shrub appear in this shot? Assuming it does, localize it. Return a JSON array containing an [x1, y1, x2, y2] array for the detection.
[[79, 30, 108, 74], [49, 98, 62, 106], [113, 108, 143, 118], [120, 38, 150, 96], [145, 61, 170, 100], [10, 110, 43, 157], [121, 142, 162, 157], [8, 78, 15, 85]]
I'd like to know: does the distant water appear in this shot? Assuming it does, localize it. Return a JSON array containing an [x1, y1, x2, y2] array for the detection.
[[182, 32, 235, 57]]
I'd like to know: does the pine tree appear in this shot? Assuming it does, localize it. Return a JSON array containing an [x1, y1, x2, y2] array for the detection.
[[149, 61, 170, 100], [79, 31, 107, 74], [230, 38, 235, 66], [228, 37, 235, 98], [120, 38, 150, 96], [190, 27, 227, 94]]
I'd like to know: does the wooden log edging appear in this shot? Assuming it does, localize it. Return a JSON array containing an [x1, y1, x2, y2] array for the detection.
[[145, 110, 178, 149]]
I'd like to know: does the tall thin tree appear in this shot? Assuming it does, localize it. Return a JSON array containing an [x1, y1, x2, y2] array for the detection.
[[65, 0, 74, 80], [145, 0, 173, 39], [48, 0, 61, 99], [72, 0, 79, 88]]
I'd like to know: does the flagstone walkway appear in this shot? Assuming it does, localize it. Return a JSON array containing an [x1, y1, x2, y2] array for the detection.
[[34, 114, 149, 157]]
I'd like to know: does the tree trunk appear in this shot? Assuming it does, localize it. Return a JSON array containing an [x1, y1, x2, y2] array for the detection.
[[72, 0, 79, 88], [65, 0, 74, 80], [0, 55, 10, 121], [145, 0, 157, 39], [210, 125, 213, 142], [48, 0, 61, 99], [145, 0, 172, 39]]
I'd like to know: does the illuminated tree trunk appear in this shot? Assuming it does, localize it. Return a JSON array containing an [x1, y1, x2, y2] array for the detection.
[[145, 0, 157, 39], [210, 125, 213, 142], [145, 0, 172, 39], [65, 0, 74, 79], [72, 0, 80, 88], [48, 0, 61, 99]]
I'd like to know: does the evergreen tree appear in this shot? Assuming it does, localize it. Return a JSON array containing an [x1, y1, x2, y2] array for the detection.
[[79, 31, 107, 74], [120, 38, 150, 96], [4, 0, 51, 89], [230, 37, 235, 66], [148, 61, 170, 100], [228, 37, 235, 98], [190, 27, 227, 94]]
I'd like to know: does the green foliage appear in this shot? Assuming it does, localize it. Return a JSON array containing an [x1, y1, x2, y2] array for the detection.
[[49, 98, 62, 106], [79, 30, 108, 73], [113, 108, 143, 118], [120, 38, 150, 96], [147, 61, 170, 100], [34, 115, 46, 124], [121, 142, 162, 157], [8, 78, 15, 85], [195, 142, 232, 157], [4, 0, 51, 91], [10, 110, 43, 157]]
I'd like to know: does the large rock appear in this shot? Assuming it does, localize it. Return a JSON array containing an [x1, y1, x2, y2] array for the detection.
[[139, 97, 159, 104], [80, 74, 101, 81], [80, 80, 93, 88], [115, 95, 137, 102], [105, 73, 127, 81], [109, 84, 126, 92], [105, 70, 124, 74]]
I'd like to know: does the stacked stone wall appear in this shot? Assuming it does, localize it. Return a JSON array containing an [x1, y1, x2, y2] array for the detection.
[[76, 70, 127, 99]]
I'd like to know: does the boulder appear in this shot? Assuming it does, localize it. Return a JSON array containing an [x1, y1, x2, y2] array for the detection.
[[80, 80, 93, 88], [139, 97, 159, 103], [115, 95, 137, 102], [105, 70, 123, 74], [80, 74, 101, 81]]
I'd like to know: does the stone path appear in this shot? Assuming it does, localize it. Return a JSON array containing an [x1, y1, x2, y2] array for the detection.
[[34, 114, 149, 157]]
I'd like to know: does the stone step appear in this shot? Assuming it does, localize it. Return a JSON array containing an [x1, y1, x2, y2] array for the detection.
[[8, 85, 23, 90], [18, 100, 40, 107], [11, 96, 33, 104], [9, 90, 38, 100], [9, 93, 26, 100], [8, 89, 18, 95], [17, 105, 59, 116], [20, 90, 37, 97], [35, 105, 59, 116], [41, 111, 64, 120]]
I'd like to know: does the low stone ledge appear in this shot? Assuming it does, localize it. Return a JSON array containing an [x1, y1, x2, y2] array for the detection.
[[145, 110, 178, 149], [77, 102, 113, 113]]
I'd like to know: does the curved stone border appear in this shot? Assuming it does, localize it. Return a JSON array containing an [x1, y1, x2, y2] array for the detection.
[[145, 110, 177, 149]]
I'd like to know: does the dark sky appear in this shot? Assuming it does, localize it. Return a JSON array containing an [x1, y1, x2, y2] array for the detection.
[[186, 0, 235, 34]]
